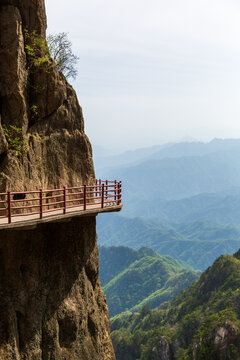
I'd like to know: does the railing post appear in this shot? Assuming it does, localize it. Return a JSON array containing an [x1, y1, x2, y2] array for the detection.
[[39, 189, 43, 219], [63, 187, 66, 214], [120, 181, 122, 204], [117, 182, 121, 205], [95, 179, 98, 197], [105, 180, 108, 199], [114, 180, 117, 201], [7, 191, 11, 224], [99, 179, 101, 199], [84, 184, 87, 210], [101, 184, 104, 208]]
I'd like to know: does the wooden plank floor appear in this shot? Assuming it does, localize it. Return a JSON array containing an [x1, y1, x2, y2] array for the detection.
[[0, 201, 122, 230]]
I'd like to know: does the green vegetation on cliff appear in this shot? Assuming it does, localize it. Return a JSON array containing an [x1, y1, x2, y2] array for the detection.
[[2, 125, 27, 157], [99, 246, 199, 317], [111, 249, 240, 360]]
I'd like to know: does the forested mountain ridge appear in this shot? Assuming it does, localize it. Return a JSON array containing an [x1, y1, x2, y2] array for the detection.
[[99, 246, 161, 284], [98, 216, 240, 269], [95, 140, 240, 358], [111, 249, 240, 359], [96, 140, 240, 275], [99, 246, 200, 317]]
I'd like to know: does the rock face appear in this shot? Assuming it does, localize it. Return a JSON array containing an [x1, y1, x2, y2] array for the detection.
[[0, 0, 94, 192], [0, 218, 115, 360], [152, 336, 172, 360], [192, 323, 240, 360], [0, 1, 115, 359]]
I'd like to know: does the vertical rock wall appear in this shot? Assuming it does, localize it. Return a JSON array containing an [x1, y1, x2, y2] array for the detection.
[[0, 218, 115, 360], [0, 0, 94, 191], [0, 1, 115, 359]]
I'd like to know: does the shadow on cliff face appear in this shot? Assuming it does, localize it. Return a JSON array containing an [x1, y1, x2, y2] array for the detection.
[[0, 216, 109, 359]]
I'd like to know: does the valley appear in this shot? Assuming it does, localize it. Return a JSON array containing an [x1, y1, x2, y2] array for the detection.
[[99, 246, 200, 317], [111, 249, 240, 359], [96, 139, 240, 359]]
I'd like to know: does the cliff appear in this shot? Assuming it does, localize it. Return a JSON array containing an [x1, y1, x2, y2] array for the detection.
[[0, 1, 115, 359], [0, 0, 94, 191]]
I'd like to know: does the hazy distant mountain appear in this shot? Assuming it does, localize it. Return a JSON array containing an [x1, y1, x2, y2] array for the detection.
[[96, 139, 240, 269], [150, 138, 240, 160], [98, 148, 240, 207], [95, 138, 240, 176], [94, 143, 171, 172], [97, 215, 240, 269], [121, 189, 240, 225]]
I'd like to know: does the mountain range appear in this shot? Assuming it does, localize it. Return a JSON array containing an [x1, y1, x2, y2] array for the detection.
[[95, 138, 240, 174], [111, 249, 240, 359], [97, 215, 240, 270], [99, 246, 199, 317], [96, 140, 240, 358], [96, 139, 240, 272]]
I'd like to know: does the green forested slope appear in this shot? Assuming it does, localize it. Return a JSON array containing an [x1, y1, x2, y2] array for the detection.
[[99, 246, 160, 285], [98, 215, 240, 269], [111, 249, 240, 360], [99, 246, 199, 317]]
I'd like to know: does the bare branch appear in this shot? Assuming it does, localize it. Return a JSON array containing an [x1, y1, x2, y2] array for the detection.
[[47, 32, 79, 80]]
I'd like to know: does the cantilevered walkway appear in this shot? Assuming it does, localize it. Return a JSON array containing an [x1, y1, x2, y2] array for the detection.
[[0, 180, 122, 230]]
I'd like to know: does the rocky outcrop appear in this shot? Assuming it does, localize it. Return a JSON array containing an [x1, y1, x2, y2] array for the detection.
[[0, 218, 113, 360], [0, 1, 115, 359], [0, 1, 94, 192], [192, 322, 240, 360], [145, 327, 240, 360], [0, 217, 115, 360], [152, 336, 172, 360]]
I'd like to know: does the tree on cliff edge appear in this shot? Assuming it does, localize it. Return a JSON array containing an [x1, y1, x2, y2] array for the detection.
[[47, 32, 79, 80]]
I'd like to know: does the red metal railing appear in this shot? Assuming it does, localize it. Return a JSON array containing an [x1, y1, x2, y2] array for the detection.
[[0, 179, 122, 224]]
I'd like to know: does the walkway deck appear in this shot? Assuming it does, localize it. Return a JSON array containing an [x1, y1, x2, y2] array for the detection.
[[0, 180, 122, 230], [0, 201, 122, 230]]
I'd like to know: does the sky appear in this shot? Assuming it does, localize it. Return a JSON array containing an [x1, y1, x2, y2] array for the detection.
[[45, 0, 240, 151]]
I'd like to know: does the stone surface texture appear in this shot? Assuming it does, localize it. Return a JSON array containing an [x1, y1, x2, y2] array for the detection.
[[152, 337, 172, 360], [192, 323, 239, 360], [0, 1, 115, 359], [0, 218, 115, 360], [0, 0, 94, 192]]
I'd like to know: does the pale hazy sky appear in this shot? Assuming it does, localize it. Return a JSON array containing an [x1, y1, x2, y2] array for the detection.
[[45, 0, 240, 150]]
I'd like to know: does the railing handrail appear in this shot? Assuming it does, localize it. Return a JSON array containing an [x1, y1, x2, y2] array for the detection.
[[0, 179, 122, 224]]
